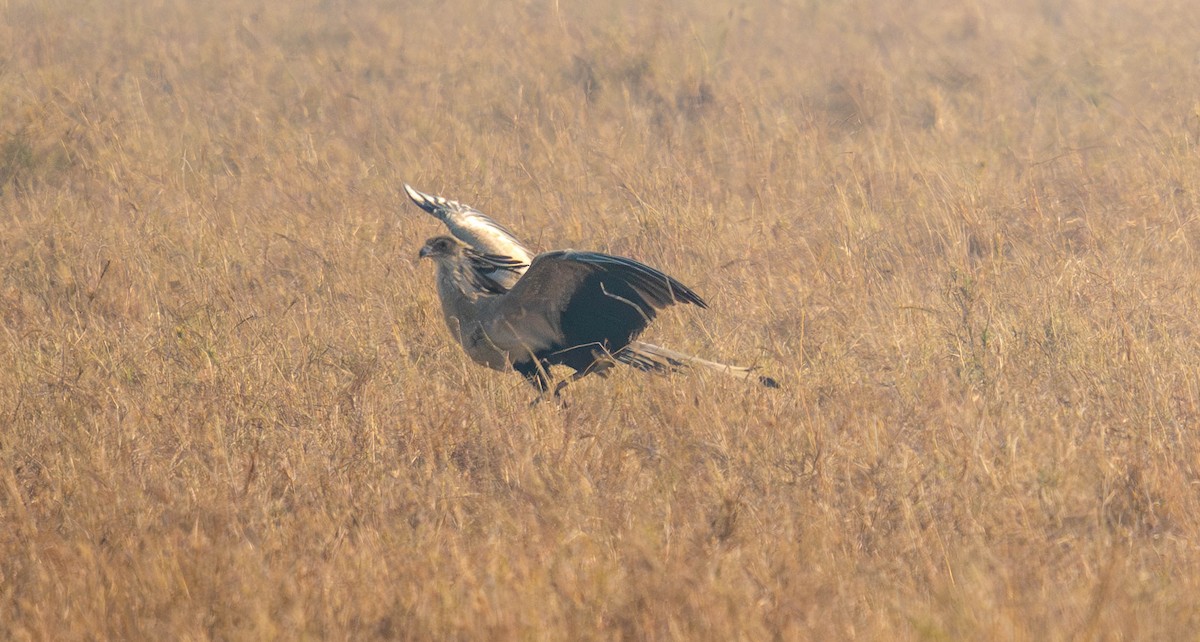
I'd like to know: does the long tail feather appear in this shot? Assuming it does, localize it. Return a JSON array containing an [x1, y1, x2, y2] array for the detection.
[[617, 341, 779, 388]]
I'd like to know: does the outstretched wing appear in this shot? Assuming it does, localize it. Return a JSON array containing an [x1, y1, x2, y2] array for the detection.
[[481, 250, 706, 360], [403, 184, 534, 289]]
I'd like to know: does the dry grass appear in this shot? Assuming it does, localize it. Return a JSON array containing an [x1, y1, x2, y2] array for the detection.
[[2, 0, 1200, 638]]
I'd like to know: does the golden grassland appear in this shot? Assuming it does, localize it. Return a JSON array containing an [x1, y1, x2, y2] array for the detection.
[[2, 0, 1200, 638]]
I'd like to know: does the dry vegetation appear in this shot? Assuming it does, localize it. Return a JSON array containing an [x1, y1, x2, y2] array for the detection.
[[2, 0, 1200, 638]]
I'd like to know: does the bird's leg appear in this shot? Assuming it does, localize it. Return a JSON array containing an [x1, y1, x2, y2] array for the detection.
[[588, 349, 618, 378], [552, 378, 574, 397], [526, 366, 568, 408], [529, 392, 560, 408], [551, 351, 618, 397], [550, 369, 592, 397], [530, 382, 570, 408]]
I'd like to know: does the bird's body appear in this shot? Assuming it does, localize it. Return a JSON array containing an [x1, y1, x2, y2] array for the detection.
[[420, 236, 706, 393], [405, 184, 778, 397]]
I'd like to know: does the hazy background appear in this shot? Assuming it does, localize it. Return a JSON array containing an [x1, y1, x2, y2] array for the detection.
[[3, 0, 1199, 638]]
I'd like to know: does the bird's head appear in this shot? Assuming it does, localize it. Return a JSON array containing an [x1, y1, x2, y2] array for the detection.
[[418, 236, 464, 261]]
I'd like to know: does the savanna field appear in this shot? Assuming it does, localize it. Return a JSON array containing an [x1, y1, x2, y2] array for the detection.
[[3, 0, 1200, 638]]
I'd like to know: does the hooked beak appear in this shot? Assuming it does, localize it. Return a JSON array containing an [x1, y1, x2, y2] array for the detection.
[[418, 245, 432, 259]]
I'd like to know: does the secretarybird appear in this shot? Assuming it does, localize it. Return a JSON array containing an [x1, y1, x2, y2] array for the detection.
[[405, 184, 778, 398]]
